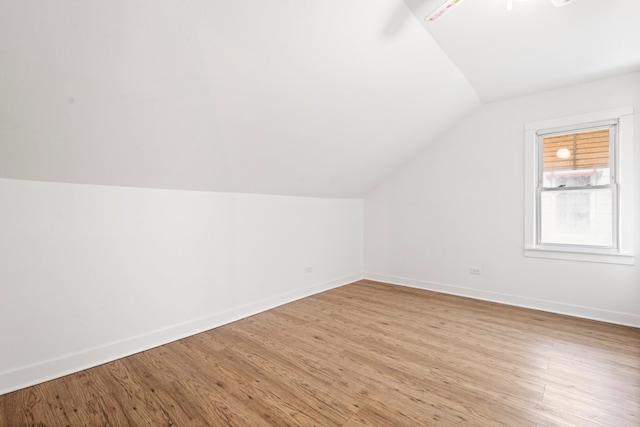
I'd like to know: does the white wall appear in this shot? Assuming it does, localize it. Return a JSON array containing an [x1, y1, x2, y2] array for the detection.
[[365, 72, 640, 326], [0, 178, 363, 394]]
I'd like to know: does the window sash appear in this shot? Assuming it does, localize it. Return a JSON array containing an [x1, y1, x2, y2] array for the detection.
[[535, 185, 618, 250], [535, 121, 619, 250], [536, 121, 618, 190]]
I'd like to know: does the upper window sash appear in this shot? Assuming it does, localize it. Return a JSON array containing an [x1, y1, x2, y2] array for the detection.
[[535, 120, 618, 190]]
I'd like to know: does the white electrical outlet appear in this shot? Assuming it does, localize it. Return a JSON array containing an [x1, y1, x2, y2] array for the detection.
[[305, 266, 313, 273], [469, 267, 481, 275]]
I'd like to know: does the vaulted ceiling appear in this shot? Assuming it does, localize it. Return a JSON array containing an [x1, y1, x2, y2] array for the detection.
[[1, 0, 638, 198], [403, 0, 640, 102]]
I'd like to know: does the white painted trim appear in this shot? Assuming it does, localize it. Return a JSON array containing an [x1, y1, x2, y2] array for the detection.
[[0, 273, 362, 396], [524, 106, 634, 131], [523, 106, 635, 264], [364, 272, 640, 328], [523, 247, 634, 265]]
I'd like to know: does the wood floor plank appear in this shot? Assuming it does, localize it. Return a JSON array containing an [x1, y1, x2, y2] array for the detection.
[[2, 279, 639, 426]]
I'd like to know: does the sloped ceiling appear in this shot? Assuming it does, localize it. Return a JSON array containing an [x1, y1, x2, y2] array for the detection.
[[2, 1, 638, 198], [0, 0, 479, 198], [403, 0, 640, 102]]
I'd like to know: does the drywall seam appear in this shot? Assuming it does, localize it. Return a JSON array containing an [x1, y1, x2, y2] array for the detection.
[[364, 272, 640, 328], [0, 273, 363, 396]]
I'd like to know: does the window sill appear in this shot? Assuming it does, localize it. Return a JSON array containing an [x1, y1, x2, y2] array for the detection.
[[524, 246, 635, 265]]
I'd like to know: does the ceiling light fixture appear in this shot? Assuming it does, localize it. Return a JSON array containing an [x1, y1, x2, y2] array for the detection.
[[425, 0, 466, 22]]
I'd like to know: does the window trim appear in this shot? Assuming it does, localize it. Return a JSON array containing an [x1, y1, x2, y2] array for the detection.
[[524, 107, 635, 265], [536, 120, 618, 251]]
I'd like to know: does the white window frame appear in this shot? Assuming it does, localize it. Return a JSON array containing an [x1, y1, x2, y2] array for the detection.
[[524, 107, 635, 265]]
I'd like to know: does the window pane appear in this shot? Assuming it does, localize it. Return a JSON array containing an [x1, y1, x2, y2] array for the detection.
[[542, 128, 610, 188], [540, 188, 613, 247]]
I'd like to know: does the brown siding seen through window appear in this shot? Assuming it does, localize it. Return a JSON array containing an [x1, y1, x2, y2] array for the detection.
[[543, 129, 609, 172]]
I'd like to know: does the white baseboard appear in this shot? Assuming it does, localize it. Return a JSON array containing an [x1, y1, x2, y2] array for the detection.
[[0, 273, 362, 396], [364, 272, 640, 328]]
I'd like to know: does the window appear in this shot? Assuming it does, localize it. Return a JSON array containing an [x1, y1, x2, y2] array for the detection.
[[524, 107, 635, 265], [539, 125, 616, 248]]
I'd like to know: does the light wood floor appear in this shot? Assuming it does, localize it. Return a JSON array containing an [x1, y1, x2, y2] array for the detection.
[[1, 280, 639, 426]]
